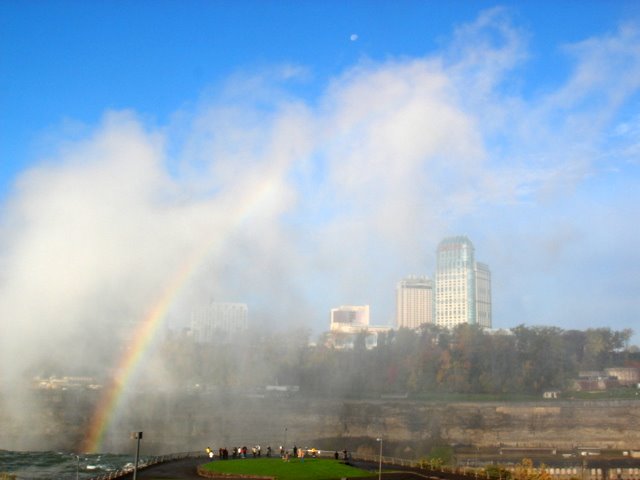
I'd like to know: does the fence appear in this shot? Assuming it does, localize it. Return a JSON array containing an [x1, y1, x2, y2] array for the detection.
[[348, 454, 640, 480]]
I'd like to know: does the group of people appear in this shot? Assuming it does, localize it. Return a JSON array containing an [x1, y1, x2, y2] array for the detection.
[[280, 444, 308, 462], [205, 444, 350, 463], [205, 445, 273, 460]]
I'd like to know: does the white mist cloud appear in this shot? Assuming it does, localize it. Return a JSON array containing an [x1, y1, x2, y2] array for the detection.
[[1, 9, 640, 437]]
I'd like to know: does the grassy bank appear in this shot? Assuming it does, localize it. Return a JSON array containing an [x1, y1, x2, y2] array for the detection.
[[200, 457, 373, 480]]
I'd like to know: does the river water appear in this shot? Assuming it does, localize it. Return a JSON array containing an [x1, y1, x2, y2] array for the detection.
[[0, 450, 142, 479]]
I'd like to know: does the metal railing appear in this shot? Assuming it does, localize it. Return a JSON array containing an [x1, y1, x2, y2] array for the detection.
[[351, 453, 421, 468]]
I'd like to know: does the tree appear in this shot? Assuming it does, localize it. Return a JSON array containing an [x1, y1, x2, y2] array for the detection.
[[512, 458, 551, 480]]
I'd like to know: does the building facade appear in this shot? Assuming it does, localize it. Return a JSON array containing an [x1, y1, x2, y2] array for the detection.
[[190, 301, 248, 343], [396, 275, 434, 329], [330, 305, 370, 333], [604, 367, 640, 387], [475, 262, 492, 328], [435, 236, 491, 328], [327, 305, 392, 349]]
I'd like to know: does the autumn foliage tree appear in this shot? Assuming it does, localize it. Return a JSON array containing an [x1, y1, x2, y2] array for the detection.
[[512, 458, 552, 480]]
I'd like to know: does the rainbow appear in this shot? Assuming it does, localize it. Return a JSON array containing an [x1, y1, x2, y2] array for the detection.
[[81, 177, 281, 453]]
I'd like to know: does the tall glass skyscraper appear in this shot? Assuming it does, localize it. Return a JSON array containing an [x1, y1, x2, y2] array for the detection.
[[435, 236, 491, 328]]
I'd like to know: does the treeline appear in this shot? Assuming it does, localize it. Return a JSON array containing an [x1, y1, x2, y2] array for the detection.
[[292, 325, 636, 396], [157, 324, 637, 397]]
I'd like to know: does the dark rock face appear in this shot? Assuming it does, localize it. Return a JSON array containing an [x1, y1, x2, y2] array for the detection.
[[2, 390, 639, 455]]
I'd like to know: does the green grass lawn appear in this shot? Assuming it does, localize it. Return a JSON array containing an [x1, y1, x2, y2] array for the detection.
[[200, 457, 373, 480]]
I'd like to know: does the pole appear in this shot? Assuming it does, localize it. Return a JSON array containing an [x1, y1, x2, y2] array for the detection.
[[377, 437, 382, 480], [284, 427, 287, 451], [76, 455, 79, 480], [132, 431, 143, 480]]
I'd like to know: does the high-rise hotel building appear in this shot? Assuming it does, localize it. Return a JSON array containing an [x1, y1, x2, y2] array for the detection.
[[191, 301, 248, 343], [435, 236, 492, 328], [474, 262, 492, 328], [396, 276, 434, 329]]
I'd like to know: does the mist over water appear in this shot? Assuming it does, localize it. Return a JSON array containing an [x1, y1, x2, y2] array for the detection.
[[0, 450, 138, 479], [1, 8, 640, 456]]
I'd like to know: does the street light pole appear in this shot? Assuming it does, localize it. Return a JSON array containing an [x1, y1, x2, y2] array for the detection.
[[376, 437, 383, 480], [131, 431, 143, 480]]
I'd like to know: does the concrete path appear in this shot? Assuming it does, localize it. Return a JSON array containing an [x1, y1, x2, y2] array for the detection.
[[117, 457, 204, 479]]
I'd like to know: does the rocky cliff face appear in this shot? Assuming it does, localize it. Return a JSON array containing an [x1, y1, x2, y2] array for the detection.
[[295, 398, 640, 451], [125, 396, 640, 454], [2, 390, 639, 455]]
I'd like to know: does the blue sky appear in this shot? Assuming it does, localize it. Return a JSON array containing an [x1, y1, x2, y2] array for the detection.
[[1, 1, 640, 353], [3, 0, 637, 192]]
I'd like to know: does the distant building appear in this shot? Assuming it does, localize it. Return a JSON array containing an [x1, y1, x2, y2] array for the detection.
[[396, 276, 434, 329], [435, 236, 492, 328], [330, 305, 370, 333], [475, 262, 492, 329], [572, 370, 621, 391], [33, 376, 101, 390], [604, 367, 640, 387], [324, 330, 383, 350], [327, 305, 391, 349], [190, 301, 248, 343]]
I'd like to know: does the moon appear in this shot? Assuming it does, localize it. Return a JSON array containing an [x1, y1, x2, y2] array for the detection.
[[350, 34, 358, 41]]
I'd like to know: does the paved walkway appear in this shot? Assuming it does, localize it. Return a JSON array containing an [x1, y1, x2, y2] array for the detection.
[[117, 457, 204, 479]]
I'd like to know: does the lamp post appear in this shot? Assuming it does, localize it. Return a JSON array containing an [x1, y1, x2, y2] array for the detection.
[[284, 427, 287, 451], [131, 431, 143, 480], [376, 437, 383, 480], [76, 455, 79, 480]]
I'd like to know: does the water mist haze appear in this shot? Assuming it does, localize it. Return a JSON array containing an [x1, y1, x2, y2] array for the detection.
[[1, 7, 640, 454]]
